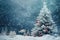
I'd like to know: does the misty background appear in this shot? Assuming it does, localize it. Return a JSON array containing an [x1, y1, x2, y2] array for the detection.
[[0, 0, 60, 34]]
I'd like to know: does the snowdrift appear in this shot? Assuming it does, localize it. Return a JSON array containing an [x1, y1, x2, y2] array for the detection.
[[0, 35, 60, 40]]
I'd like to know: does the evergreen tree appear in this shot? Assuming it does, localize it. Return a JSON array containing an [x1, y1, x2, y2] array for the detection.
[[31, 0, 58, 36]]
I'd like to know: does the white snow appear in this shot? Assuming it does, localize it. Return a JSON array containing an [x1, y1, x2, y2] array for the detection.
[[0, 35, 60, 40]]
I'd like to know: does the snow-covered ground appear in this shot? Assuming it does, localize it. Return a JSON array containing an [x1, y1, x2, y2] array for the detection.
[[0, 35, 60, 40]]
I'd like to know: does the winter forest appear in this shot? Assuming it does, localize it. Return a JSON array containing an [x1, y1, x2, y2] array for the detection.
[[0, 0, 60, 40]]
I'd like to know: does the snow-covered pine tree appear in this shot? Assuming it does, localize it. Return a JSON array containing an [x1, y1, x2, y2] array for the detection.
[[31, 0, 58, 36], [1, 27, 7, 35], [9, 31, 16, 38]]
